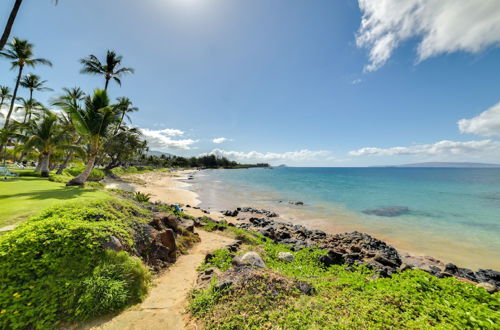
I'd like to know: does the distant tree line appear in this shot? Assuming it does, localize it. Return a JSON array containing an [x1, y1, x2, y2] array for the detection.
[[131, 154, 269, 169]]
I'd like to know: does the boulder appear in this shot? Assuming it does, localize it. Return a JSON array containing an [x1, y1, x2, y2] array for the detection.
[[178, 219, 195, 232], [477, 282, 498, 294], [319, 250, 344, 267], [278, 252, 294, 262], [295, 281, 315, 295], [102, 236, 123, 251], [233, 252, 266, 268], [156, 229, 177, 258], [475, 269, 500, 287]]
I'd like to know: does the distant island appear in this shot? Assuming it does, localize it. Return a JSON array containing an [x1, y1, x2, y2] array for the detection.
[[374, 162, 500, 168]]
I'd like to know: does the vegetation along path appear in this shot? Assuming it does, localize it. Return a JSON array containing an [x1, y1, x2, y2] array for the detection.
[[90, 230, 235, 330]]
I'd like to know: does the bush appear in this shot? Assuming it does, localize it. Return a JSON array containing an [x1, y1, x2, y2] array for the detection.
[[64, 166, 105, 181], [134, 192, 152, 203], [0, 198, 151, 329]]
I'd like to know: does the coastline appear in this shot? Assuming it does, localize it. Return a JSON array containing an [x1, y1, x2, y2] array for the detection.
[[108, 170, 499, 272]]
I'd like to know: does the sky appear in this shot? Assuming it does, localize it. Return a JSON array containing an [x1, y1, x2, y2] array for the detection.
[[1, 0, 500, 166]]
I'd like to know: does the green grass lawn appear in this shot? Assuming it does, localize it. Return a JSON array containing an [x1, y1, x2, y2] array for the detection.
[[0, 176, 107, 227]]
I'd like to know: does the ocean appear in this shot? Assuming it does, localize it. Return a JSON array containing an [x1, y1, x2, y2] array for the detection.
[[191, 167, 500, 270]]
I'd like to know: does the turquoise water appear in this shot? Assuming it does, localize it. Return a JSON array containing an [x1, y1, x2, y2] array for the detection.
[[193, 167, 500, 270]]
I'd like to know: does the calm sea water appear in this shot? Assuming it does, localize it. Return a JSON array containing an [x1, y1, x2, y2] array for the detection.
[[191, 167, 500, 270]]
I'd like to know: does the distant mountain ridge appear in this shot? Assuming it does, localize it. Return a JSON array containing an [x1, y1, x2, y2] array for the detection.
[[374, 162, 500, 168]]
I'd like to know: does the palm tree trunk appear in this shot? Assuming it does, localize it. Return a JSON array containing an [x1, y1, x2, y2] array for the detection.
[[4, 65, 23, 128], [0, 0, 23, 51], [66, 151, 96, 186], [104, 78, 110, 91], [39, 153, 50, 177], [34, 155, 43, 172], [56, 137, 82, 174]]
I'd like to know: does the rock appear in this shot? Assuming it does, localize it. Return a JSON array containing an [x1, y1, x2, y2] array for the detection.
[[156, 229, 177, 258], [444, 263, 477, 283], [215, 280, 233, 291], [289, 201, 304, 206], [362, 206, 410, 217], [233, 252, 266, 268], [295, 281, 315, 295], [278, 252, 294, 262], [475, 269, 500, 287], [102, 236, 123, 251], [319, 250, 344, 267], [477, 282, 498, 294], [223, 210, 239, 217], [178, 219, 195, 232], [196, 267, 222, 289]]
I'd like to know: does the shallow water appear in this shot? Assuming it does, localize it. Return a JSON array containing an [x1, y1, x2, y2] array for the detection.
[[190, 167, 500, 270]]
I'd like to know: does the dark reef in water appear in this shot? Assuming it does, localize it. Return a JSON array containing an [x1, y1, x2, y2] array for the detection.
[[362, 206, 410, 217]]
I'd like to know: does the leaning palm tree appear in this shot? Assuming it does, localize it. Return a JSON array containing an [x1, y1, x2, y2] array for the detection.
[[23, 112, 68, 177], [0, 38, 52, 129], [61, 89, 119, 186], [0, 1, 59, 51], [80, 50, 134, 90]]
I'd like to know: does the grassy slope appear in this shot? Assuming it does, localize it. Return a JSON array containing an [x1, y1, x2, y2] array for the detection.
[[0, 177, 106, 227], [190, 222, 500, 329]]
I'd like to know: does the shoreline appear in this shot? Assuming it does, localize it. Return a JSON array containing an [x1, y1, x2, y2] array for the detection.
[[108, 170, 498, 272]]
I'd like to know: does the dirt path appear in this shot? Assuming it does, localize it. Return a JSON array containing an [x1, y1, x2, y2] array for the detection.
[[88, 230, 233, 330]]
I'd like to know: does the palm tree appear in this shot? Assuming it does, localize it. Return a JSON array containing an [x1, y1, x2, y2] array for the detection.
[[60, 89, 119, 185], [0, 86, 12, 113], [17, 97, 44, 124], [23, 112, 67, 177], [53, 87, 86, 174], [0, 0, 59, 51], [115, 97, 138, 131], [80, 50, 134, 90], [0, 38, 52, 129], [20, 74, 53, 122]]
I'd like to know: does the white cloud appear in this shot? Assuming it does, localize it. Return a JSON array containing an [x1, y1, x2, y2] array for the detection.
[[203, 149, 331, 163], [157, 128, 184, 136], [351, 78, 363, 85], [356, 0, 500, 71], [140, 128, 197, 150], [349, 140, 500, 157], [212, 137, 228, 144], [458, 102, 500, 137]]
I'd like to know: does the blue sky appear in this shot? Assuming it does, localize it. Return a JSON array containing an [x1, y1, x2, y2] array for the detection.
[[1, 0, 500, 166]]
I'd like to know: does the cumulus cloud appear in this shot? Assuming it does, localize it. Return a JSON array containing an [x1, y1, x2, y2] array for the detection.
[[349, 140, 500, 157], [203, 149, 331, 163], [356, 0, 500, 71], [458, 102, 500, 137], [212, 137, 228, 144], [140, 128, 197, 150]]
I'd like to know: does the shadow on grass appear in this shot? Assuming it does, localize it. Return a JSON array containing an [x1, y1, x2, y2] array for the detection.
[[2, 187, 96, 201]]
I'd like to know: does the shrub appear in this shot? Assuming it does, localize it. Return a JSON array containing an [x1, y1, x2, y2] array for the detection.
[[0, 198, 151, 329], [134, 192, 152, 203], [64, 166, 105, 181]]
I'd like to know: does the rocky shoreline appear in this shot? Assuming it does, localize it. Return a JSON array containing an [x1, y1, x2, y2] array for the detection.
[[215, 206, 500, 292]]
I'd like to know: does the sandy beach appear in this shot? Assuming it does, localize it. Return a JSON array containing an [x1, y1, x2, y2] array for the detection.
[[104, 170, 227, 220]]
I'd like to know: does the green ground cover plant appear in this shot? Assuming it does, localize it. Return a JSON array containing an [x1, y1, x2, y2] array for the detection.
[[190, 225, 500, 329], [0, 197, 152, 329]]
